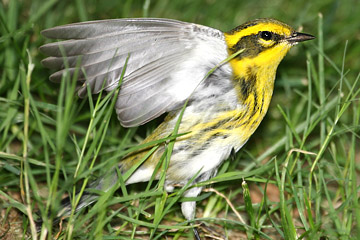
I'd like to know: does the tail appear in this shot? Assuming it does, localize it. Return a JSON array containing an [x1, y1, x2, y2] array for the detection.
[[60, 168, 119, 216], [36, 168, 119, 231], [55, 192, 98, 220]]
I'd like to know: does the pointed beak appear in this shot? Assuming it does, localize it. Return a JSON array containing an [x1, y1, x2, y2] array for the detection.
[[286, 32, 315, 44]]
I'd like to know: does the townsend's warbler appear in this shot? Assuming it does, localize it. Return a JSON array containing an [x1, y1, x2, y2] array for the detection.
[[40, 18, 314, 238]]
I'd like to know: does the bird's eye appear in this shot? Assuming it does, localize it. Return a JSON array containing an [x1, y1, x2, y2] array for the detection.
[[260, 31, 273, 41]]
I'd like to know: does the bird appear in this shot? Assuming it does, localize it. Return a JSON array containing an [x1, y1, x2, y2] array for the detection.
[[40, 17, 314, 238]]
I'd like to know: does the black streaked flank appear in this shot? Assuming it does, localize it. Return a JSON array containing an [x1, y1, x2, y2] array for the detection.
[[260, 91, 265, 114], [187, 133, 226, 160], [235, 77, 248, 100], [233, 69, 261, 121], [252, 91, 258, 114], [183, 116, 233, 150], [234, 73, 256, 102], [198, 117, 233, 133], [170, 144, 190, 155]]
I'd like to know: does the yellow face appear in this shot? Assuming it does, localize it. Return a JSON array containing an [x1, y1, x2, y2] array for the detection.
[[224, 19, 300, 77], [223, 18, 314, 121]]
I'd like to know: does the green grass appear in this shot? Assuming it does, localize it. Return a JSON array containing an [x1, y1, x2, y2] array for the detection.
[[1, 0, 360, 239]]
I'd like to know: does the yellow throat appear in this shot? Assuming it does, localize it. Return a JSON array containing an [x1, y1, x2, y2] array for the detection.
[[222, 19, 300, 136]]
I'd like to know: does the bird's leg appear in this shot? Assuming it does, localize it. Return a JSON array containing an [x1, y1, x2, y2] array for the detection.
[[193, 227, 201, 240], [180, 169, 217, 240], [181, 186, 203, 239]]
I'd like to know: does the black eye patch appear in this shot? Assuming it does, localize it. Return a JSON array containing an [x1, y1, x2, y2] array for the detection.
[[260, 31, 273, 41], [229, 31, 283, 59]]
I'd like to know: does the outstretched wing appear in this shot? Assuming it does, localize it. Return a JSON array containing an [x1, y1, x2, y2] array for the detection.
[[40, 18, 229, 127]]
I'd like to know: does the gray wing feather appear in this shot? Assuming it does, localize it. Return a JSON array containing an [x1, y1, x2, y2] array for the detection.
[[40, 18, 228, 127], [41, 18, 186, 39]]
